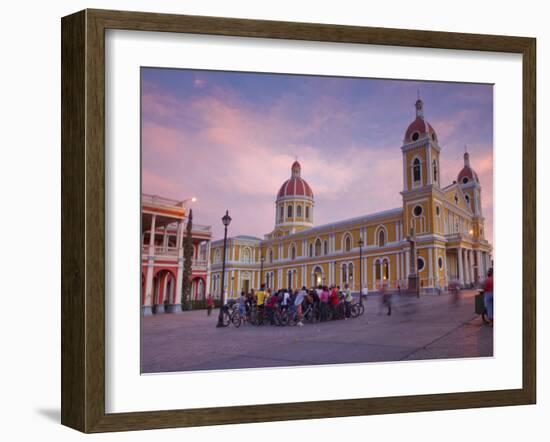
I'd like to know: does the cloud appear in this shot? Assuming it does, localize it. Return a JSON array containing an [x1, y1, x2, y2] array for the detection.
[[141, 75, 493, 243]]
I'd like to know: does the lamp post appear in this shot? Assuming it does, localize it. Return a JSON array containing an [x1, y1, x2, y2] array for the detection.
[[216, 210, 231, 327], [260, 255, 265, 288], [358, 238, 364, 304]]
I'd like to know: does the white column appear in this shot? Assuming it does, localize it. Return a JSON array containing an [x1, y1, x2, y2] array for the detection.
[[205, 240, 212, 295], [162, 226, 168, 251], [465, 249, 472, 285], [466, 249, 471, 285], [444, 251, 449, 287], [143, 215, 157, 312], [405, 250, 410, 278], [469, 249, 475, 284], [476, 250, 482, 282], [372, 259, 376, 290], [402, 153, 407, 191], [396, 252, 401, 285], [427, 146, 433, 185], [428, 248, 433, 288], [457, 247, 464, 286]]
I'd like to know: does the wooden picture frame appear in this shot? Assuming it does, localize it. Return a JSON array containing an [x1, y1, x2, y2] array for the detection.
[[61, 8, 536, 433]]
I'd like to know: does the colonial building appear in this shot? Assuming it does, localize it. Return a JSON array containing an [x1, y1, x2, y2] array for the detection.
[[141, 194, 212, 315], [208, 98, 492, 299]]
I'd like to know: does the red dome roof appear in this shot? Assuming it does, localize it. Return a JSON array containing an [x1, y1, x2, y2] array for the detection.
[[404, 117, 437, 142], [404, 97, 437, 143], [277, 177, 314, 198], [458, 152, 479, 183], [277, 161, 314, 199], [458, 166, 479, 184]]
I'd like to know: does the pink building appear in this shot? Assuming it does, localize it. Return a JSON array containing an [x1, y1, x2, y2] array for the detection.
[[141, 194, 212, 316]]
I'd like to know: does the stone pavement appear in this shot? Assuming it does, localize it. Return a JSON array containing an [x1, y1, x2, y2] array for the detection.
[[141, 290, 493, 373]]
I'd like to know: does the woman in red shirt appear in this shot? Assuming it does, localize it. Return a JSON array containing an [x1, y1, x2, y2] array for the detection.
[[330, 286, 340, 319]]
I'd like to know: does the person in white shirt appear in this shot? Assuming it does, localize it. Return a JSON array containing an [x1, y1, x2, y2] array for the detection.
[[294, 287, 307, 326]]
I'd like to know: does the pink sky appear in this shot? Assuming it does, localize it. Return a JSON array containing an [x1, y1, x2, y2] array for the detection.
[[141, 69, 493, 244]]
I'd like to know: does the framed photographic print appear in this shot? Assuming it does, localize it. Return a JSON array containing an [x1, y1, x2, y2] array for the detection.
[[61, 9, 536, 433]]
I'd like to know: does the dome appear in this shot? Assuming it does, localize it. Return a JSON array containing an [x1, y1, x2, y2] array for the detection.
[[404, 118, 437, 142], [404, 97, 437, 143], [277, 161, 314, 199], [458, 151, 479, 184]]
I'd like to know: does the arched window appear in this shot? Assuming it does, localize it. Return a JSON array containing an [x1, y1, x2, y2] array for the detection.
[[433, 160, 438, 183], [279, 205, 284, 221], [413, 158, 421, 183], [309, 243, 313, 257], [378, 229, 386, 247], [290, 245, 296, 260], [305, 206, 310, 220], [315, 238, 322, 257], [344, 235, 352, 252], [375, 260, 381, 282], [348, 263, 354, 282], [241, 247, 251, 263], [297, 205, 302, 217], [465, 194, 470, 206], [324, 240, 328, 255], [313, 266, 323, 286], [287, 205, 293, 218], [383, 259, 389, 280], [214, 249, 221, 263], [268, 249, 273, 263], [342, 263, 348, 283]]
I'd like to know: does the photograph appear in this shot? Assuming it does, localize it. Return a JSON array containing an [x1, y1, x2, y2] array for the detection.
[[140, 68, 494, 374]]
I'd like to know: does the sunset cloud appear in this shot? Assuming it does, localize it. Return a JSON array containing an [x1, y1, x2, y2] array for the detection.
[[141, 69, 493, 243]]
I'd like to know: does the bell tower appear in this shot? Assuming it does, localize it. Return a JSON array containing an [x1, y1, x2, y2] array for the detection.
[[401, 95, 442, 236]]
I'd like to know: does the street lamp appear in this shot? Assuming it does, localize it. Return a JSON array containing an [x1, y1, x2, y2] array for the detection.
[[216, 210, 232, 327], [358, 238, 364, 304], [260, 255, 265, 287]]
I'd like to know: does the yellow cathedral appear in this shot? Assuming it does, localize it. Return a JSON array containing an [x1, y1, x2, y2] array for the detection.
[[207, 98, 492, 298]]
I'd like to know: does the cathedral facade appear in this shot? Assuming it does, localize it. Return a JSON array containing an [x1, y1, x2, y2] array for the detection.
[[208, 98, 492, 298]]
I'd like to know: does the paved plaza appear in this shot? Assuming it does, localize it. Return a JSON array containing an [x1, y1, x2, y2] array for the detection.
[[141, 290, 493, 373]]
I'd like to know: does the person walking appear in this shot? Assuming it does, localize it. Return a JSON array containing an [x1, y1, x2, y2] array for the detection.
[[320, 286, 330, 321], [206, 294, 213, 316], [379, 283, 392, 316], [294, 287, 307, 326], [237, 291, 246, 318], [344, 283, 353, 318], [483, 268, 494, 325]]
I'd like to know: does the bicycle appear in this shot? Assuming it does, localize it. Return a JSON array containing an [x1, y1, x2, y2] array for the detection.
[[350, 301, 365, 318], [289, 302, 318, 326], [219, 303, 242, 327]]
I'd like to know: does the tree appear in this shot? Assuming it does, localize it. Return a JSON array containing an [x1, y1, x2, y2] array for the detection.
[[181, 209, 194, 310]]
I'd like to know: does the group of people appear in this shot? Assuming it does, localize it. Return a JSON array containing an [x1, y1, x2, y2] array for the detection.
[[223, 283, 358, 326], [204, 267, 494, 325]]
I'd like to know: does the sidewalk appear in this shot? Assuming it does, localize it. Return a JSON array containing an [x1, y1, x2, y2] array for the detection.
[[141, 290, 493, 373]]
